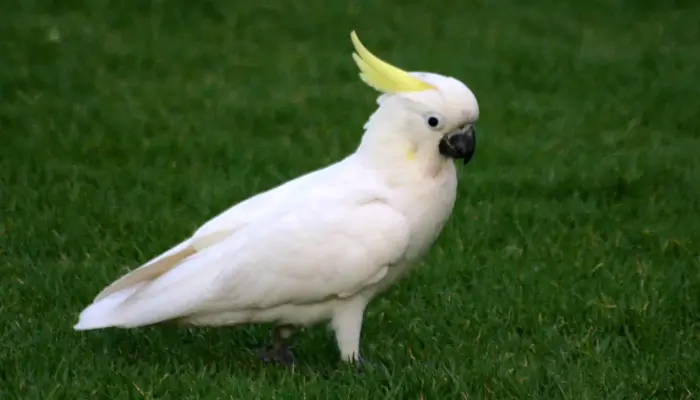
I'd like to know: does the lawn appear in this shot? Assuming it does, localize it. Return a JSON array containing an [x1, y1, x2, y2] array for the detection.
[[1, 0, 699, 398]]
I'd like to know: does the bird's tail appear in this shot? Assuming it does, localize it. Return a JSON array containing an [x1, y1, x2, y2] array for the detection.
[[73, 239, 196, 330], [73, 285, 144, 330]]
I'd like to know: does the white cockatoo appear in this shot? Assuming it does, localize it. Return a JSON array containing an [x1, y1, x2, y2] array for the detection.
[[74, 31, 479, 366]]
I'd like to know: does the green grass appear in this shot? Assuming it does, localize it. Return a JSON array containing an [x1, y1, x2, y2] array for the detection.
[[2, 0, 700, 398]]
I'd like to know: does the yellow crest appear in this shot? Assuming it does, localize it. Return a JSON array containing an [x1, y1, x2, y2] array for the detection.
[[350, 31, 435, 94]]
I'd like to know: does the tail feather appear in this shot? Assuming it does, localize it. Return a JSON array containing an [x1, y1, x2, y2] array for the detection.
[[94, 240, 196, 302], [74, 285, 143, 330], [75, 239, 197, 330], [75, 248, 219, 330]]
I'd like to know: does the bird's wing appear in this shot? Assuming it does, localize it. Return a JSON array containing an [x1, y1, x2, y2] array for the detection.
[[188, 166, 331, 251], [82, 194, 410, 328], [91, 165, 336, 302]]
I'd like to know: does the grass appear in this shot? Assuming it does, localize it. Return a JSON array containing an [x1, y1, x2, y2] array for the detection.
[[2, 0, 700, 398]]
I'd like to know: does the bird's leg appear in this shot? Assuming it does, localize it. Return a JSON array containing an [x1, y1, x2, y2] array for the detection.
[[257, 325, 296, 365], [332, 300, 372, 373]]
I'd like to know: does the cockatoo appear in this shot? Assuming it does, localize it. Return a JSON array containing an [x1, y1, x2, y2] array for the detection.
[[74, 31, 479, 367]]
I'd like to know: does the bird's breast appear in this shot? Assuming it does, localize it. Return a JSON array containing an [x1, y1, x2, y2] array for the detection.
[[367, 166, 458, 296], [397, 163, 459, 261]]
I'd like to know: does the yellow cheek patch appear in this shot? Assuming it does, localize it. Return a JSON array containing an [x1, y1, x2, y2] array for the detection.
[[406, 147, 416, 160]]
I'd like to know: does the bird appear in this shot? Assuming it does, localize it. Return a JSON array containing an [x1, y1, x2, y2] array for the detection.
[[74, 30, 479, 368]]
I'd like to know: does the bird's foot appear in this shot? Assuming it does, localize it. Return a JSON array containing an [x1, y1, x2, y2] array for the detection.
[[257, 345, 296, 366], [257, 325, 296, 366], [351, 354, 374, 374]]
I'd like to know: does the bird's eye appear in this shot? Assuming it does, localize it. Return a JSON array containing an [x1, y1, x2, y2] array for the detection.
[[426, 114, 442, 130]]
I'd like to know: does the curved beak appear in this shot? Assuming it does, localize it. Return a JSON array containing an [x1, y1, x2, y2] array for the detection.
[[438, 125, 476, 165]]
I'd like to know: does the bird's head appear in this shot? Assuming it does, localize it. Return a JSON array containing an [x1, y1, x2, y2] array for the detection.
[[351, 31, 479, 167]]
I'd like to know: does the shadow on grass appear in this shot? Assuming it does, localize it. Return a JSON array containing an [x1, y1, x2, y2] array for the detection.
[[78, 324, 365, 378]]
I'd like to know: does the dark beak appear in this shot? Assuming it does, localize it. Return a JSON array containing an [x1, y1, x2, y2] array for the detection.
[[438, 125, 476, 165]]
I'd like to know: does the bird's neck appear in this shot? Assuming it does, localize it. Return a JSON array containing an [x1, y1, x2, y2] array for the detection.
[[355, 127, 451, 184]]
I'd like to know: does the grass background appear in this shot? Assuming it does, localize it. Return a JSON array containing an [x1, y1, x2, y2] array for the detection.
[[2, 0, 699, 398]]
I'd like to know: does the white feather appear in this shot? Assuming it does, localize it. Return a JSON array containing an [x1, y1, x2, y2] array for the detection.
[[74, 60, 480, 362], [74, 159, 410, 329]]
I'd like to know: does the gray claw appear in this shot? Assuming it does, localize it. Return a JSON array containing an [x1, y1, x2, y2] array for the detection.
[[257, 347, 295, 365], [353, 354, 373, 374]]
